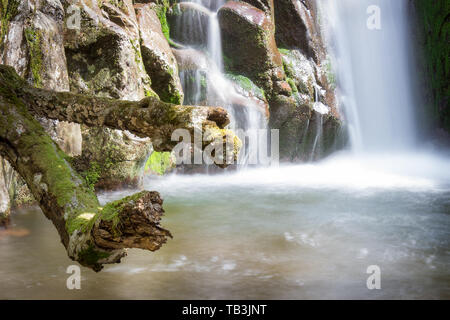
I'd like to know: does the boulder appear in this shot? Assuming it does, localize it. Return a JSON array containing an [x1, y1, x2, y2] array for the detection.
[[173, 48, 210, 105], [135, 3, 184, 104], [218, 1, 286, 98], [64, 0, 155, 189], [240, 0, 274, 15]]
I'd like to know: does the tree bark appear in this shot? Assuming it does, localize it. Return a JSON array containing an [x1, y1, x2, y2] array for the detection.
[[0, 64, 239, 271]]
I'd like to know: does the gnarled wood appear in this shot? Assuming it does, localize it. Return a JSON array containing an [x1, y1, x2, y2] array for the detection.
[[0, 64, 233, 151], [0, 64, 239, 271]]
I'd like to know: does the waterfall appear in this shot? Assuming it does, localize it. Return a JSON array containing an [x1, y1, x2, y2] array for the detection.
[[320, 0, 418, 153], [175, 0, 266, 166]]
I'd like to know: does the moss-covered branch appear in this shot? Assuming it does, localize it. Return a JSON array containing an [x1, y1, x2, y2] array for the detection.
[[0, 73, 172, 270], [0, 64, 239, 271], [0, 64, 235, 153]]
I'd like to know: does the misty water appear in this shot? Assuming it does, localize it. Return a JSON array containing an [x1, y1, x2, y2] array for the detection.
[[1, 152, 449, 299], [1, 0, 449, 299]]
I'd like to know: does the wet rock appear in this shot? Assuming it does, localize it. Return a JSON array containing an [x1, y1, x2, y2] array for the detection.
[[273, 0, 324, 63], [0, 157, 35, 223], [172, 47, 209, 72], [218, 1, 285, 98], [225, 73, 269, 118], [1, 0, 82, 157], [172, 48, 209, 105], [73, 127, 152, 190], [0, 0, 82, 212], [64, 0, 154, 100], [167, 2, 211, 46], [270, 48, 344, 161], [135, 3, 184, 104]]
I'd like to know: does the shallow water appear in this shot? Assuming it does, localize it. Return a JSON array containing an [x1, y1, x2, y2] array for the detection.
[[1, 153, 449, 299]]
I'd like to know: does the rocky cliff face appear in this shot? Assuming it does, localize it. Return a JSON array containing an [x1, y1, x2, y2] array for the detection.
[[218, 0, 344, 160], [1, 0, 347, 222]]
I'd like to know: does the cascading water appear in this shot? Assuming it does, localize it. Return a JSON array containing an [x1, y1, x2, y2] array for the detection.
[[173, 0, 266, 166], [319, 0, 418, 153]]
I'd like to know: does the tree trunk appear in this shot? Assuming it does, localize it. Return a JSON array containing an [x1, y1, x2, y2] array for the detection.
[[0, 64, 239, 271]]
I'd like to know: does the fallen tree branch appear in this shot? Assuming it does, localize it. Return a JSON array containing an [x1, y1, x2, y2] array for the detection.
[[1, 64, 232, 151], [0, 64, 240, 271]]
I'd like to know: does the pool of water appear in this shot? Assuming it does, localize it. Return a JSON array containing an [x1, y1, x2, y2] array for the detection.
[[1, 152, 449, 299]]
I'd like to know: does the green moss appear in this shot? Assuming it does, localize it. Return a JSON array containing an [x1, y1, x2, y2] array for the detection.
[[145, 88, 159, 99], [83, 161, 101, 191], [66, 211, 99, 234], [225, 73, 266, 100], [154, 5, 171, 43], [286, 77, 298, 93], [324, 59, 336, 89], [145, 88, 160, 99], [130, 38, 143, 66], [0, 0, 20, 50], [145, 151, 174, 175], [24, 27, 43, 88], [278, 48, 290, 55], [20, 132, 76, 208], [161, 89, 182, 104]]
